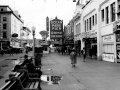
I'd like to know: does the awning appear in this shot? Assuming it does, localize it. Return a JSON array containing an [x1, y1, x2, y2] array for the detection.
[[10, 46, 23, 48]]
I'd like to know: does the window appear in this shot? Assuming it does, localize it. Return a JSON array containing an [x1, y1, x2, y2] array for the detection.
[[101, 9, 104, 22], [76, 23, 80, 34], [111, 2, 116, 22], [3, 17, 7, 21], [89, 17, 91, 30], [95, 14, 97, 24], [103, 44, 114, 53], [3, 32, 7, 38], [87, 19, 89, 31], [106, 6, 109, 24], [0, 15, 1, 23], [92, 15, 94, 26], [85, 20, 86, 32], [1, 8, 3, 11], [3, 23, 7, 29]]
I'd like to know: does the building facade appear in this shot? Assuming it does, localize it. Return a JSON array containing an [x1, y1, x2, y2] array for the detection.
[[0, 5, 24, 49], [68, 0, 120, 62]]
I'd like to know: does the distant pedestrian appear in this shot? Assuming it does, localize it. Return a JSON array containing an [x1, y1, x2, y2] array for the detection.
[[20, 55, 30, 66], [70, 48, 77, 67], [1, 49, 4, 56], [81, 48, 86, 62]]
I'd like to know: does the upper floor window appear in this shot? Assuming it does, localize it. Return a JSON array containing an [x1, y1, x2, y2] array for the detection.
[[3, 23, 7, 29], [0, 15, 1, 23], [101, 9, 104, 22], [106, 6, 109, 24], [3, 32, 7, 38], [1, 8, 3, 11], [85, 20, 86, 32], [111, 2, 116, 22], [92, 15, 94, 26], [89, 17, 91, 30], [76, 23, 80, 34], [95, 14, 97, 24], [3, 17, 7, 22], [87, 19, 89, 31]]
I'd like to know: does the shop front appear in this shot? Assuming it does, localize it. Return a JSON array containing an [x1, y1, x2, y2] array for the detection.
[[113, 20, 120, 62], [64, 39, 74, 47], [74, 40, 81, 55], [81, 30, 97, 58], [102, 34, 115, 62], [0, 40, 10, 50]]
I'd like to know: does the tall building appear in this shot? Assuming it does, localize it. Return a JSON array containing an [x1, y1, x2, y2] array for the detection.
[[0, 5, 24, 49], [46, 16, 49, 31]]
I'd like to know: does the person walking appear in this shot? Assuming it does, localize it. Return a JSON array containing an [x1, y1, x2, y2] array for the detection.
[[70, 48, 77, 67], [81, 48, 86, 62]]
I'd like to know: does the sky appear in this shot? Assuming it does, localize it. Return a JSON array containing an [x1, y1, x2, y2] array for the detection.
[[0, 0, 77, 39]]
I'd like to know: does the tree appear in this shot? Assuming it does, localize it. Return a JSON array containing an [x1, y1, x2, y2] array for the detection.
[[39, 30, 49, 40]]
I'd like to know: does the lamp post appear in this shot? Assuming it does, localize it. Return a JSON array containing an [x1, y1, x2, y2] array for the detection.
[[32, 26, 36, 65]]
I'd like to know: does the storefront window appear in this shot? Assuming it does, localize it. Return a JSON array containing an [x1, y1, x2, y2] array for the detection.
[[103, 44, 114, 53]]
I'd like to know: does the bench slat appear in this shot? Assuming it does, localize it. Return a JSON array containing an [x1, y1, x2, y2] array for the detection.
[[33, 81, 39, 89], [26, 82, 32, 88], [29, 82, 35, 89]]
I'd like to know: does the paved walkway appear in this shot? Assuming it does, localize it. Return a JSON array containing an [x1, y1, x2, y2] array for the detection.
[[0, 53, 26, 88], [1, 52, 120, 90], [40, 52, 120, 90]]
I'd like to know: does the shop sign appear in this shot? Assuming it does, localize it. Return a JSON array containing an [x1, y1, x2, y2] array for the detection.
[[52, 41, 62, 44], [81, 32, 87, 38], [87, 30, 97, 38], [81, 30, 97, 38], [102, 53, 114, 62], [65, 40, 74, 44], [102, 35, 114, 43], [40, 41, 48, 45]]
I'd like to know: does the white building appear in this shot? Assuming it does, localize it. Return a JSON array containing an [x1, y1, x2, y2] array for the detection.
[[0, 5, 24, 49], [71, 0, 120, 62]]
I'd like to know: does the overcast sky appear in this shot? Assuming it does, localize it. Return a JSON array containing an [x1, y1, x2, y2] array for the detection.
[[0, 0, 77, 39]]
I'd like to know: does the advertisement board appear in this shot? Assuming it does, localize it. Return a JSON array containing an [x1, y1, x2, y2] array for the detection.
[[102, 53, 114, 62], [50, 17, 63, 39]]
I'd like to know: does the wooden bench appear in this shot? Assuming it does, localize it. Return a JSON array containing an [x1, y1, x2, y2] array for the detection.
[[13, 69, 41, 90], [0, 70, 41, 90], [0, 72, 21, 90]]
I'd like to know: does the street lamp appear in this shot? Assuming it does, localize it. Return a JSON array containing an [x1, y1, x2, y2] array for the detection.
[[0, 36, 3, 50], [32, 26, 36, 65]]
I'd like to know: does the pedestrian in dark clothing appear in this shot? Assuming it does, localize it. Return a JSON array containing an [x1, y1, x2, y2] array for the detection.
[[20, 55, 30, 66], [61, 47, 64, 55], [81, 48, 86, 62]]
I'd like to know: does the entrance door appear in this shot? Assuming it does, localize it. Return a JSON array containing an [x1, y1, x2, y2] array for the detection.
[[91, 44, 97, 56]]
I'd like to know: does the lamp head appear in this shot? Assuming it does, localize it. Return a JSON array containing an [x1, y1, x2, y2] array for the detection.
[[73, 0, 76, 2], [32, 26, 36, 34]]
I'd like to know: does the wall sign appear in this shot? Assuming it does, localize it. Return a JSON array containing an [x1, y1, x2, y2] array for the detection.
[[50, 17, 63, 39], [102, 35, 114, 43], [102, 53, 114, 62]]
